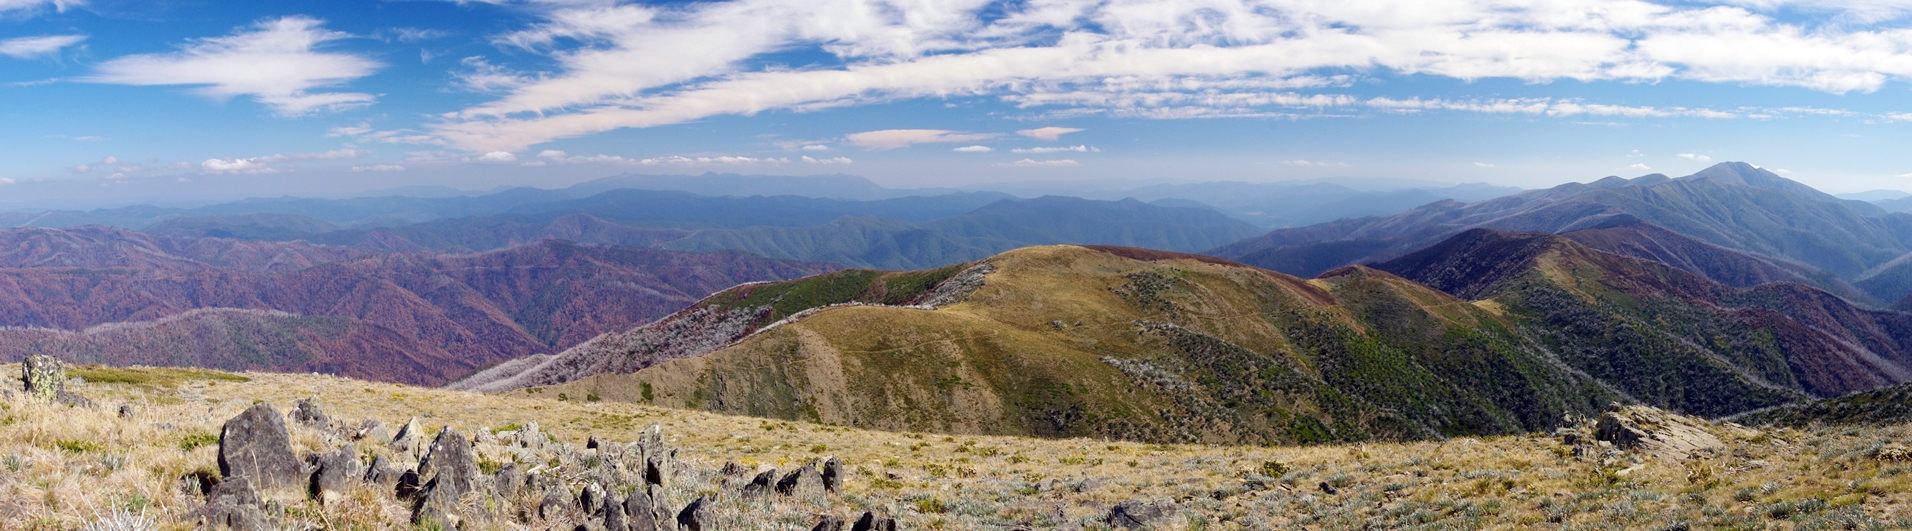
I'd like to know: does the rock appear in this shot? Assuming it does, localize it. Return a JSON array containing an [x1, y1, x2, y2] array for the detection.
[[364, 456, 402, 489], [1108, 500, 1171, 529], [118, 404, 135, 419], [395, 469, 423, 500], [587, 435, 606, 449], [741, 469, 775, 498], [602, 493, 626, 530], [775, 466, 810, 496], [206, 499, 269, 531], [851, 511, 896, 531], [813, 515, 847, 531], [356, 419, 390, 443], [209, 475, 262, 507], [721, 461, 747, 476], [1318, 482, 1338, 495], [625, 489, 658, 531], [645, 455, 666, 487], [218, 402, 308, 498], [21, 355, 64, 401], [309, 445, 362, 505], [1594, 405, 1724, 462], [493, 462, 525, 499], [21, 355, 91, 407], [675, 496, 714, 531], [290, 398, 331, 429], [413, 427, 493, 528], [540, 488, 575, 520], [392, 417, 425, 457], [820, 457, 843, 494], [580, 482, 607, 515]]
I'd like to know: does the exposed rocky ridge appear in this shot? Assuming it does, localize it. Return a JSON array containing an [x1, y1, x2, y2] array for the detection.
[[450, 261, 992, 393], [1376, 229, 1912, 407], [1210, 162, 1912, 303]]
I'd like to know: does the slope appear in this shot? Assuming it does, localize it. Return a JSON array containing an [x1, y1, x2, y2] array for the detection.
[[1376, 229, 1912, 412], [508, 245, 1620, 445]]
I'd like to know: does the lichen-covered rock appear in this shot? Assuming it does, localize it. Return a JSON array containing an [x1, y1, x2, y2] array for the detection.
[[1108, 499, 1171, 529], [1594, 405, 1725, 461], [412, 427, 493, 528], [392, 417, 425, 457], [820, 457, 843, 494], [851, 511, 896, 531], [22, 355, 64, 401], [365, 455, 402, 490], [290, 398, 331, 429], [676, 496, 714, 531], [539, 488, 574, 521], [775, 466, 810, 496], [625, 489, 658, 531], [218, 402, 308, 498], [309, 445, 362, 505], [580, 482, 607, 515], [493, 462, 524, 499], [813, 515, 847, 531], [206, 476, 269, 531], [741, 469, 775, 498], [602, 493, 626, 530]]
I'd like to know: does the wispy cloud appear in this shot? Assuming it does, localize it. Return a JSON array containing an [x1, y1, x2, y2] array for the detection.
[[1678, 153, 1714, 162], [952, 145, 993, 153], [1282, 160, 1347, 167], [199, 148, 364, 174], [1475, 162, 1496, 168], [999, 158, 1079, 167], [844, 129, 996, 150], [424, 0, 1912, 152], [0, 35, 85, 59], [1017, 127, 1083, 141], [350, 164, 406, 172], [87, 17, 381, 116], [802, 156, 852, 164], [1012, 145, 1098, 154], [0, 0, 82, 16]]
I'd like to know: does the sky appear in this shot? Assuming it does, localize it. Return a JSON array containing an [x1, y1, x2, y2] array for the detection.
[[6, 0, 1912, 208]]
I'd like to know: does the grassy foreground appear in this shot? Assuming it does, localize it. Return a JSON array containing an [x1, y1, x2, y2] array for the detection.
[[1, 364, 1909, 530]]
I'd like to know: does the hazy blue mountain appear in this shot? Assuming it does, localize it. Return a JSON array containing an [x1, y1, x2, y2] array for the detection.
[[660, 196, 1264, 269], [562, 172, 962, 200], [1211, 162, 1912, 304]]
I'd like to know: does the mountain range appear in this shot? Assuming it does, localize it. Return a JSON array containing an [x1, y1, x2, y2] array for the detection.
[[0, 227, 836, 385], [1210, 162, 1912, 304]]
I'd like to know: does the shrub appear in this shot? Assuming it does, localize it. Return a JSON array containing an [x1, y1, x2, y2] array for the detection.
[[178, 432, 219, 452]]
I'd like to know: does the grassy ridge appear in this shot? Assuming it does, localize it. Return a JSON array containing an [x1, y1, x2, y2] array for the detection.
[[545, 246, 1617, 445]]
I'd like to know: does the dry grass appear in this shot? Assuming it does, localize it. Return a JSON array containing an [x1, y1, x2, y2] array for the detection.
[[2, 364, 1909, 530]]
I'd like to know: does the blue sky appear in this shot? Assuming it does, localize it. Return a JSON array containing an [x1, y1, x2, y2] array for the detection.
[[6, 0, 1912, 208]]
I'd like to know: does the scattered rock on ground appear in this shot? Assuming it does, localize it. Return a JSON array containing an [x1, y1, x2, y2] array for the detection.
[[776, 466, 810, 496], [742, 469, 775, 497], [309, 445, 362, 505], [412, 427, 493, 528], [852, 511, 896, 531], [1108, 499, 1172, 529], [813, 515, 846, 531], [821, 457, 843, 494]]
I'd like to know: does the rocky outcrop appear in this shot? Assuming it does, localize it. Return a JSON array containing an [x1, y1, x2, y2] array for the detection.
[[218, 403, 308, 499], [1108, 499, 1172, 529], [412, 427, 493, 528], [1594, 405, 1728, 461]]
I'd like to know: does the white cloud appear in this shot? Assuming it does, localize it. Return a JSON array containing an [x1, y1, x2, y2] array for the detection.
[[101, 156, 117, 164], [71, 164, 89, 173], [0, 178, 14, 185], [999, 159, 1080, 167], [0, 0, 81, 16], [87, 17, 381, 116], [0, 35, 85, 59], [350, 164, 406, 172], [801, 145, 831, 151], [1017, 127, 1084, 141], [1012, 145, 1098, 154], [253, 148, 362, 163], [1475, 162, 1495, 168], [802, 156, 852, 164], [844, 129, 996, 150], [478, 151, 518, 162], [389, 27, 452, 43], [327, 123, 372, 137], [538, 149, 567, 159], [639, 155, 784, 165], [1678, 153, 1715, 162], [200, 158, 278, 174], [70, 135, 105, 142], [422, 0, 1912, 152], [952, 145, 993, 153], [1629, 163, 1653, 170]]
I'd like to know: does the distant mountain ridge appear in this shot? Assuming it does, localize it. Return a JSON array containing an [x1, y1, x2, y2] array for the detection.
[[1211, 162, 1912, 304], [0, 227, 837, 385]]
